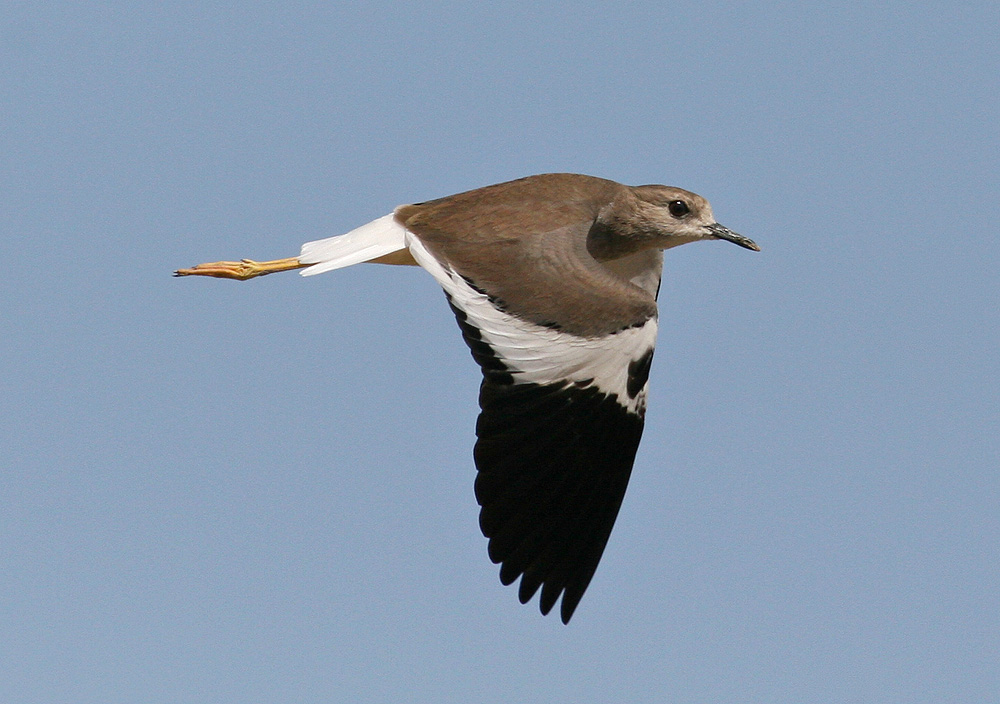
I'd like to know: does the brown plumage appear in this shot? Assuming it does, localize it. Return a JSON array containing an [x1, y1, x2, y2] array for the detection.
[[175, 173, 758, 623], [394, 174, 753, 336]]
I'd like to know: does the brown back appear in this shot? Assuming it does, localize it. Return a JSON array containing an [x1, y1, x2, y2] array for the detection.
[[395, 174, 659, 337]]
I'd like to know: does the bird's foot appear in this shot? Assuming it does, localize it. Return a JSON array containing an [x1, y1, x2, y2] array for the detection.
[[174, 257, 305, 280]]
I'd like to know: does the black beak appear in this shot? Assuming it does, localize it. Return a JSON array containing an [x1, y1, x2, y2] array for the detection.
[[705, 223, 760, 251]]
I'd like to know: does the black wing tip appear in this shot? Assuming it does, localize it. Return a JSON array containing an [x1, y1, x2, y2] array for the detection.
[[508, 570, 584, 624], [560, 593, 582, 624], [476, 379, 644, 625], [490, 568, 578, 624]]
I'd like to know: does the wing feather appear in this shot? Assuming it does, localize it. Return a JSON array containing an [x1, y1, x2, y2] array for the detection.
[[407, 234, 658, 622]]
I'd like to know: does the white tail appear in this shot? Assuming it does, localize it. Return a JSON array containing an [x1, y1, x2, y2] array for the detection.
[[298, 213, 408, 276]]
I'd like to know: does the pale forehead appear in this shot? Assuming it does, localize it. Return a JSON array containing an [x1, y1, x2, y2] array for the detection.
[[633, 184, 712, 212], [634, 183, 704, 201]]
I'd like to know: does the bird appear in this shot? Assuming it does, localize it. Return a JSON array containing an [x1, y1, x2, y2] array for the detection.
[[175, 172, 759, 623]]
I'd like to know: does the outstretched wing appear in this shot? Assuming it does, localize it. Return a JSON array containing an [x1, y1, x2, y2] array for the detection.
[[408, 235, 658, 623]]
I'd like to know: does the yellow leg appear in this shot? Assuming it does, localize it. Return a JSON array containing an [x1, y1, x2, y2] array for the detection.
[[174, 257, 306, 281]]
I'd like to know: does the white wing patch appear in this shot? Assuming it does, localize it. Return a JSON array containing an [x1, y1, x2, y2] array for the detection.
[[298, 214, 406, 276], [407, 236, 658, 415], [295, 215, 659, 414]]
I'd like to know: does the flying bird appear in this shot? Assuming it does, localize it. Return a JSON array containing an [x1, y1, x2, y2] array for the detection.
[[175, 173, 759, 623]]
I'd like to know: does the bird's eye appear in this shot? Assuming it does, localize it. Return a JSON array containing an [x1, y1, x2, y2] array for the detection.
[[668, 200, 689, 218]]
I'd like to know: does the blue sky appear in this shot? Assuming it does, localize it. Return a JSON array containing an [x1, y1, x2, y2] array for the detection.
[[3, 2, 998, 702]]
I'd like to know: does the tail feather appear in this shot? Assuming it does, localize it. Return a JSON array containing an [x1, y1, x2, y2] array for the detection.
[[299, 213, 408, 276]]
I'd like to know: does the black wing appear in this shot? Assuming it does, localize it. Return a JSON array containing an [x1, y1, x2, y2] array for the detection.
[[450, 299, 651, 623]]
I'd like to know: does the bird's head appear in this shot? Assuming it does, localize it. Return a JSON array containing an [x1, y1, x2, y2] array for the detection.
[[627, 185, 760, 252]]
